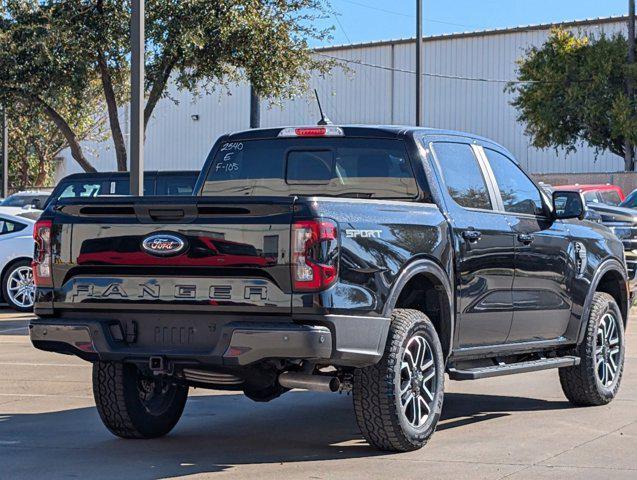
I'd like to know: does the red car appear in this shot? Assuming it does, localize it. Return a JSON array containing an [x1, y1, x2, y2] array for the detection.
[[553, 184, 625, 206]]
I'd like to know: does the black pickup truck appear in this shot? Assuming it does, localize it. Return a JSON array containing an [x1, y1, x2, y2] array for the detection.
[[30, 126, 629, 452]]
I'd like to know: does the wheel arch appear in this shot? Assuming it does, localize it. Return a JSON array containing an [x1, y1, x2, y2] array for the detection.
[[578, 258, 629, 343], [384, 258, 455, 360]]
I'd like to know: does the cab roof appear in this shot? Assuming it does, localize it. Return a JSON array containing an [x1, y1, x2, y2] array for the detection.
[[224, 125, 502, 145]]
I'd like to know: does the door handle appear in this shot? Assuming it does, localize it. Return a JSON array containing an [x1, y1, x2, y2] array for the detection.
[[462, 229, 482, 243], [517, 233, 534, 245]]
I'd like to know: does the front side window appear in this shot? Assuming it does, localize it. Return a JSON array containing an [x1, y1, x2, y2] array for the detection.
[[432, 142, 492, 210], [484, 148, 543, 215], [1, 194, 48, 208]]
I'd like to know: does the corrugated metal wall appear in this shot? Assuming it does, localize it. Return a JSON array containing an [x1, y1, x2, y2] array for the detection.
[[56, 17, 628, 182]]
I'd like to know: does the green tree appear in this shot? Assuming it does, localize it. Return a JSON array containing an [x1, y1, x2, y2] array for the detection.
[[0, 1, 102, 172], [2, 1, 333, 173], [57, 0, 334, 171], [4, 90, 108, 190], [508, 28, 637, 170]]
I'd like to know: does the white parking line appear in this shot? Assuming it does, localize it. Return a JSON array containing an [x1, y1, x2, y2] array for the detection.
[[0, 393, 92, 399], [0, 362, 88, 367], [0, 327, 28, 334]]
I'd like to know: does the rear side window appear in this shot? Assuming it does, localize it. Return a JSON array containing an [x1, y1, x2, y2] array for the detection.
[[432, 142, 492, 210], [202, 138, 419, 199], [0, 218, 27, 235]]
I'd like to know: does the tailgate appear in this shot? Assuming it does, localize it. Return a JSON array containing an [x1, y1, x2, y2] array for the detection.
[[49, 196, 294, 314]]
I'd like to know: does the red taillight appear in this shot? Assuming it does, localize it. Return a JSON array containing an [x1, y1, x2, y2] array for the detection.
[[292, 219, 338, 292], [33, 219, 53, 288]]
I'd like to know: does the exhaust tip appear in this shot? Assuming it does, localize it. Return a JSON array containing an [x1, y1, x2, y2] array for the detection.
[[326, 376, 340, 392], [278, 372, 340, 392]]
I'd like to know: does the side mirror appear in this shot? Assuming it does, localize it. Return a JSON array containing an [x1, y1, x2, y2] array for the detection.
[[552, 190, 587, 220]]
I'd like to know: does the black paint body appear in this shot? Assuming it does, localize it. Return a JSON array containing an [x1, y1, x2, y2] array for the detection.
[[31, 127, 629, 370]]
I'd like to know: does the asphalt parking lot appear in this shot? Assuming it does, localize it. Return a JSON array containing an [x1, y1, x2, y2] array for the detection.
[[0, 308, 635, 480]]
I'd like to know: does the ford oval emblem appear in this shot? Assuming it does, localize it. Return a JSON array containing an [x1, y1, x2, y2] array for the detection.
[[142, 233, 187, 257]]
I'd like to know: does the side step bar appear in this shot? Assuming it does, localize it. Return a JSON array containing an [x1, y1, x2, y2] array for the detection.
[[448, 356, 580, 381]]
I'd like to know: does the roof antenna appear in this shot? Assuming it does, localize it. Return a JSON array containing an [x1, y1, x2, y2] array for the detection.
[[314, 89, 332, 125]]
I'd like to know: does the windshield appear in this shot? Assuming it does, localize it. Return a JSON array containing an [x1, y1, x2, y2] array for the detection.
[[622, 191, 637, 209], [201, 138, 419, 199], [1, 194, 49, 208], [54, 178, 151, 200]]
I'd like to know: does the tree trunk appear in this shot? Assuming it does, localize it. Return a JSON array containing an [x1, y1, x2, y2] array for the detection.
[[5, 88, 96, 173], [34, 144, 48, 186], [144, 57, 176, 131], [625, 143, 634, 172], [98, 49, 128, 171], [20, 145, 29, 189], [39, 98, 97, 173]]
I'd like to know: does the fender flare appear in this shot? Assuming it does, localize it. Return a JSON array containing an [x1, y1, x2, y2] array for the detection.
[[383, 258, 455, 358], [577, 258, 628, 344]]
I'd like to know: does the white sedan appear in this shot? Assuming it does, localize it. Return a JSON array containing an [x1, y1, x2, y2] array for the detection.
[[0, 207, 41, 311]]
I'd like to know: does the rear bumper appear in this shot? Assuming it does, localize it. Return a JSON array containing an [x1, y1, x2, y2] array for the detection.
[[29, 314, 390, 368]]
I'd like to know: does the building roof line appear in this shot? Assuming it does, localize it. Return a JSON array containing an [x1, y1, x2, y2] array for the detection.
[[315, 15, 629, 52]]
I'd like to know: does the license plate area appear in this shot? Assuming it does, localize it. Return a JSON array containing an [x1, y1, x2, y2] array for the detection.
[[114, 315, 223, 353]]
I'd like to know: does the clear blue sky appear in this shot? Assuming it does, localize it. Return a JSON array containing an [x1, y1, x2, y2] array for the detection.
[[316, 0, 630, 46]]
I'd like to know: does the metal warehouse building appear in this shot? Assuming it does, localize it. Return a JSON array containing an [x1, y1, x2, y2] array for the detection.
[[56, 16, 630, 182]]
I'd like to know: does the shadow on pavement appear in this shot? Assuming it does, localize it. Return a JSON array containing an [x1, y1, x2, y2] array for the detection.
[[0, 390, 571, 479], [0, 306, 32, 335]]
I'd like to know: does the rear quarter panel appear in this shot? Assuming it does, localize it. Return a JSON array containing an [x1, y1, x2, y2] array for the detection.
[[293, 197, 453, 316], [0, 228, 35, 274]]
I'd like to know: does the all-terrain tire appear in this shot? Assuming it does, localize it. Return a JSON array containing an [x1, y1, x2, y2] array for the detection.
[[353, 308, 445, 452], [559, 292, 625, 406], [92, 361, 189, 439]]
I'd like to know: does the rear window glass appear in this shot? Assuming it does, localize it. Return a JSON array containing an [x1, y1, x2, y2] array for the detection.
[[202, 138, 419, 199], [583, 191, 599, 204], [287, 150, 332, 184]]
